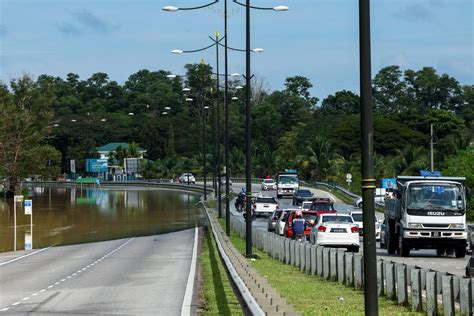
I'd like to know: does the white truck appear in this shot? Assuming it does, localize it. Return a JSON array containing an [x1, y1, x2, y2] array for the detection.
[[276, 170, 299, 199], [384, 176, 467, 257]]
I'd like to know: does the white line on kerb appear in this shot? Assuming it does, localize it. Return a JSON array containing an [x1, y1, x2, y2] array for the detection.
[[181, 227, 198, 316], [0, 247, 52, 267]]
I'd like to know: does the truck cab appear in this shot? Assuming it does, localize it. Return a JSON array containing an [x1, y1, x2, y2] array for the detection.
[[276, 170, 299, 199], [384, 176, 467, 257]]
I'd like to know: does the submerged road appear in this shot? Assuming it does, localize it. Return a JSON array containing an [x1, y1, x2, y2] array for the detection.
[[0, 228, 198, 315]]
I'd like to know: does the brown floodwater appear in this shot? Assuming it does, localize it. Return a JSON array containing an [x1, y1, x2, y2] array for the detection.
[[0, 186, 203, 253]]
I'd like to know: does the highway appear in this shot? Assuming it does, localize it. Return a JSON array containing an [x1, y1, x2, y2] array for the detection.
[[0, 228, 198, 315], [228, 182, 470, 276]]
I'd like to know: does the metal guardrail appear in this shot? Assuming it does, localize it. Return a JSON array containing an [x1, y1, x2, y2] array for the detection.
[[202, 203, 265, 316]]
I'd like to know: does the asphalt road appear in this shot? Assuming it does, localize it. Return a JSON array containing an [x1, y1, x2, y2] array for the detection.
[[228, 182, 469, 276], [0, 228, 198, 315]]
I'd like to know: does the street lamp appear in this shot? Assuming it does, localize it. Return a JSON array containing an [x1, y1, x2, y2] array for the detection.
[[162, 1, 219, 12], [231, 96, 238, 100]]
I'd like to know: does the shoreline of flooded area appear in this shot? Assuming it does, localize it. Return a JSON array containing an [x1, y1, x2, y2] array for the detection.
[[0, 187, 203, 253]]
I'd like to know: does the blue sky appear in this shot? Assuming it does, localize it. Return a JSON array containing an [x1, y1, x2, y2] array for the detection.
[[0, 0, 472, 103]]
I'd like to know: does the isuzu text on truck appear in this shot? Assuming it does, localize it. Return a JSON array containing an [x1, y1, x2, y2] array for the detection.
[[276, 170, 299, 199], [384, 175, 467, 257]]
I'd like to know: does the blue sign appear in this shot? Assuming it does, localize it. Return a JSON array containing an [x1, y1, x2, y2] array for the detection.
[[382, 178, 396, 189], [420, 170, 442, 177], [86, 159, 108, 173]]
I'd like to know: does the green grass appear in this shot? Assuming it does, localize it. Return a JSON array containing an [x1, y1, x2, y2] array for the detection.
[[199, 228, 243, 315], [217, 218, 422, 316]]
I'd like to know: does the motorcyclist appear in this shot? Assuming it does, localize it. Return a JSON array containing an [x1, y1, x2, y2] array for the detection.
[[292, 210, 305, 240], [235, 187, 246, 211]]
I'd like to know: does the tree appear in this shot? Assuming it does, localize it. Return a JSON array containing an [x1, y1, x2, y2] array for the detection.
[[0, 76, 59, 195], [319, 90, 359, 116], [284, 76, 318, 106], [373, 65, 407, 114]]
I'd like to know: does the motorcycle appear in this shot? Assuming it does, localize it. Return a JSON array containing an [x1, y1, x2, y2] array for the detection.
[[234, 194, 246, 212], [294, 233, 305, 242]]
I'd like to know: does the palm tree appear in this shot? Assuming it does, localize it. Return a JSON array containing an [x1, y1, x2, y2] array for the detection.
[[391, 144, 429, 175], [299, 137, 340, 181], [230, 148, 245, 177]]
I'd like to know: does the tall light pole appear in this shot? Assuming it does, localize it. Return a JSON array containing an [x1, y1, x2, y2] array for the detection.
[[359, 0, 378, 314], [234, 0, 288, 256]]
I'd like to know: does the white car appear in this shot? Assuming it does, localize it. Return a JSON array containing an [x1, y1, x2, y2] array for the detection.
[[309, 214, 360, 252], [179, 173, 195, 184], [350, 211, 381, 241], [252, 196, 279, 216], [261, 179, 277, 190], [301, 201, 312, 211], [275, 209, 290, 235]]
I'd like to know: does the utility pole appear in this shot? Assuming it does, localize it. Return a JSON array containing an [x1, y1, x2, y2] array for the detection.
[[359, 0, 378, 315], [430, 123, 434, 172]]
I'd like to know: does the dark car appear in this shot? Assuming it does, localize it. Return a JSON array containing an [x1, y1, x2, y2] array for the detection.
[[309, 198, 335, 214], [292, 189, 314, 205]]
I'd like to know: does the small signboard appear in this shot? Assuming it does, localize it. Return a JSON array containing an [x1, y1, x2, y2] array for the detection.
[[25, 232, 32, 250], [24, 200, 32, 215], [382, 178, 396, 189], [70, 159, 76, 173], [86, 159, 108, 173]]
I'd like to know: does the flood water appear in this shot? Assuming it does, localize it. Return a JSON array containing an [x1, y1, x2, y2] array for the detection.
[[0, 186, 203, 253]]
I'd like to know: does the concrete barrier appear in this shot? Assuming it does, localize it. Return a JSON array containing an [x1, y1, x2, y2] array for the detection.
[[377, 260, 384, 296], [411, 268, 422, 312], [344, 252, 354, 287], [337, 250, 345, 284], [290, 240, 296, 266], [426, 271, 438, 316], [441, 275, 454, 316], [329, 248, 337, 281], [459, 278, 472, 316], [396, 264, 408, 305], [354, 254, 363, 289], [305, 243, 311, 274], [284, 239, 290, 264], [310, 245, 317, 275], [299, 242, 305, 271], [317, 246, 323, 277], [323, 248, 330, 280], [385, 262, 396, 300]]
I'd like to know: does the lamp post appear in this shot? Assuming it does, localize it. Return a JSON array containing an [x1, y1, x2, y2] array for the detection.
[[234, 0, 288, 257], [359, 0, 378, 314]]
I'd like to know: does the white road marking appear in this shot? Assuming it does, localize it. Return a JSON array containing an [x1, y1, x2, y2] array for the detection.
[[181, 227, 198, 316], [0, 237, 136, 312], [0, 247, 52, 266]]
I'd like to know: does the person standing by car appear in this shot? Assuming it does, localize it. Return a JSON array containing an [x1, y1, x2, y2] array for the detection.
[[292, 210, 305, 240]]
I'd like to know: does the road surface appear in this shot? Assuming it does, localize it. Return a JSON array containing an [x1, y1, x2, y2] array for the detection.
[[0, 228, 198, 315]]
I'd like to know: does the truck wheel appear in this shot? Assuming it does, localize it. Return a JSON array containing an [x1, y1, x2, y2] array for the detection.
[[455, 246, 466, 258], [387, 227, 397, 254], [436, 248, 446, 256], [398, 235, 410, 257], [446, 248, 455, 256], [277, 194, 282, 199]]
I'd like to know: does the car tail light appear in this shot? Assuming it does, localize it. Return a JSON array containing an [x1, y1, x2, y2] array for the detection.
[[351, 226, 359, 233], [318, 226, 327, 232], [252, 203, 256, 209]]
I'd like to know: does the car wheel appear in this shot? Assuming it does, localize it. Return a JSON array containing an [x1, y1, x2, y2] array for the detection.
[[455, 246, 466, 258], [358, 202, 362, 208]]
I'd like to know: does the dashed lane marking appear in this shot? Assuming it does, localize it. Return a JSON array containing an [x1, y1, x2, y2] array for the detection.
[[0, 237, 135, 313]]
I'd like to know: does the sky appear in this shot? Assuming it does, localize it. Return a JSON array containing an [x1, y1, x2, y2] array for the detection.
[[0, 0, 473, 103]]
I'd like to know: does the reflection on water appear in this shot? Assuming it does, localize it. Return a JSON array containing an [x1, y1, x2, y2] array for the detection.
[[0, 187, 203, 253]]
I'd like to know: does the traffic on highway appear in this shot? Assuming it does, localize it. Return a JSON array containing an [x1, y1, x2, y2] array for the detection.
[[230, 176, 471, 277]]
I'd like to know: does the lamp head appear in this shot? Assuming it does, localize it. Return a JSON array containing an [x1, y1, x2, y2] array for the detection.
[[252, 48, 264, 53], [171, 49, 183, 54], [273, 5, 289, 11], [162, 6, 179, 12]]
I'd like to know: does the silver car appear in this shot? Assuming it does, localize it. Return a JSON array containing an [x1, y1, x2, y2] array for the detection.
[[267, 210, 283, 232]]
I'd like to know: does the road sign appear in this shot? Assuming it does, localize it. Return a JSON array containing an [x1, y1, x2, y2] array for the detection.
[[346, 173, 352, 180], [70, 159, 76, 173], [25, 232, 32, 250], [15, 195, 24, 202], [24, 200, 32, 215], [86, 159, 108, 172]]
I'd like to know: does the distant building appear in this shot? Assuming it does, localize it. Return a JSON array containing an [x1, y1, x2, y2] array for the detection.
[[95, 142, 146, 160]]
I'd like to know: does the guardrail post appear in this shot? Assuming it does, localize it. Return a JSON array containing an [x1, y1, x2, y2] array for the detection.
[[299, 242, 305, 271], [323, 247, 330, 280], [329, 248, 337, 281], [426, 271, 438, 316], [441, 275, 454, 316], [436, 271, 445, 295], [284, 239, 290, 264], [317, 246, 324, 277], [290, 240, 296, 266], [385, 262, 396, 300], [410, 268, 422, 312], [396, 264, 408, 305], [353, 254, 363, 289], [344, 252, 354, 287], [377, 260, 384, 296], [295, 241, 301, 268], [310, 245, 317, 275], [305, 243, 311, 274], [271, 234, 276, 259], [460, 278, 472, 316], [337, 249, 345, 283], [452, 275, 461, 301], [279, 236, 284, 262]]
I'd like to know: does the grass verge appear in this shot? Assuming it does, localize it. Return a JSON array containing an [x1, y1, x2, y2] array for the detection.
[[199, 227, 243, 315], [218, 218, 423, 316]]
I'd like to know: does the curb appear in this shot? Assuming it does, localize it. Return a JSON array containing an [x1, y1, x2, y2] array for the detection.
[[203, 202, 302, 316]]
